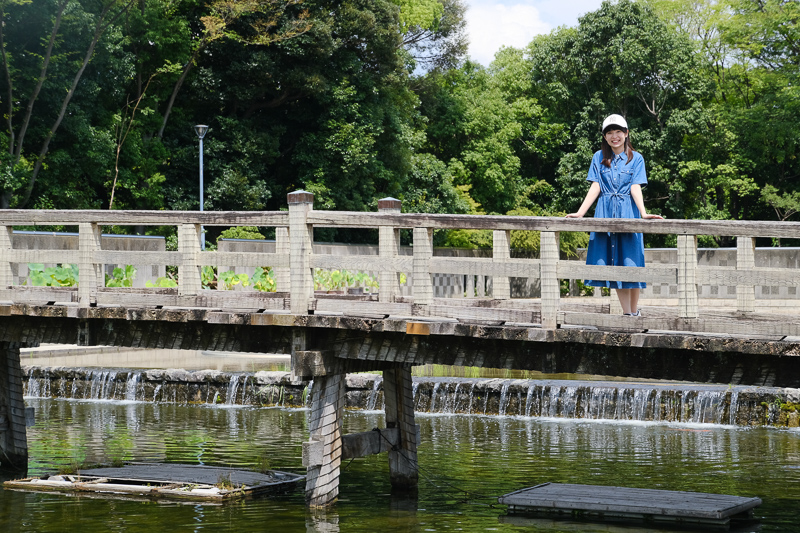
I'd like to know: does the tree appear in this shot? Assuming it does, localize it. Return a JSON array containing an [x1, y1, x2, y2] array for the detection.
[[0, 0, 135, 208]]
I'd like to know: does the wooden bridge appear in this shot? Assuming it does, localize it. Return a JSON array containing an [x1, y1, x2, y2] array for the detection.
[[2, 190, 800, 506]]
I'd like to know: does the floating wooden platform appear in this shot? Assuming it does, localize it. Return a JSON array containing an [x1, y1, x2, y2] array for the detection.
[[498, 483, 762, 530], [3, 463, 304, 502]]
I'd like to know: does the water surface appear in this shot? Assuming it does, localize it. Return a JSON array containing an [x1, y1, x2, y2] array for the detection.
[[1, 398, 798, 532]]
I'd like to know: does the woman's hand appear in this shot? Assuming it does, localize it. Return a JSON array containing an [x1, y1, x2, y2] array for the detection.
[[565, 213, 584, 218], [641, 213, 665, 220]]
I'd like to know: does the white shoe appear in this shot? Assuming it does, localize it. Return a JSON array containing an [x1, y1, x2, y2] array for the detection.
[[624, 310, 641, 317]]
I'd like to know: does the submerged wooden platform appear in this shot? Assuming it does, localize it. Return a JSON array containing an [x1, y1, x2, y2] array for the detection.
[[498, 483, 762, 530], [3, 463, 304, 502]]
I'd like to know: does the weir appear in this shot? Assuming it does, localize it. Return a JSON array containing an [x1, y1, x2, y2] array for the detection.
[[5, 191, 800, 505], [21, 367, 800, 428]]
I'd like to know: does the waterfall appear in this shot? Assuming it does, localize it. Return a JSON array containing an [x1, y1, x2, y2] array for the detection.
[[366, 377, 383, 410], [19, 367, 796, 428], [226, 375, 241, 405], [125, 372, 142, 402], [429, 382, 441, 413], [87, 370, 117, 400], [498, 382, 510, 416], [728, 390, 739, 425]]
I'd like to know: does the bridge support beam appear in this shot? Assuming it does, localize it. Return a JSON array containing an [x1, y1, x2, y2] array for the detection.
[[0, 342, 28, 474], [304, 373, 346, 508], [383, 367, 418, 491]]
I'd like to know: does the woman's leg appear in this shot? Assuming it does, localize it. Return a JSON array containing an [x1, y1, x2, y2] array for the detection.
[[615, 288, 632, 314], [615, 288, 641, 315], [629, 288, 640, 315]]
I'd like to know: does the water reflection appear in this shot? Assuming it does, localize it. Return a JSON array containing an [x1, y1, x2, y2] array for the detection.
[[3, 399, 799, 532]]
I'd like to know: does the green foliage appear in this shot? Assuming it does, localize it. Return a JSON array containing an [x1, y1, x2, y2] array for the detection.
[[252, 267, 277, 292], [313, 269, 379, 292], [218, 270, 251, 290], [217, 226, 265, 242], [25, 264, 79, 287], [105, 265, 137, 288], [146, 276, 178, 288]]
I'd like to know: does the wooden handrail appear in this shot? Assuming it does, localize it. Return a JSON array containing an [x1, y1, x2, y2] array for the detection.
[[3, 191, 800, 335]]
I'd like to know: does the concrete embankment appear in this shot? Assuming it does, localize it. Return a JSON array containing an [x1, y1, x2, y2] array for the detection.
[[21, 366, 800, 427]]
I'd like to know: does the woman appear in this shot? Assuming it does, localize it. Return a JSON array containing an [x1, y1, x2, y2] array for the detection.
[[566, 114, 663, 316]]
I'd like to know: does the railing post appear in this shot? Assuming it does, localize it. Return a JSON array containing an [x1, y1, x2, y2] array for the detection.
[[737, 236, 755, 313], [677, 234, 698, 318], [275, 226, 290, 292], [288, 190, 314, 314], [78, 223, 102, 307], [492, 230, 511, 299], [0, 226, 12, 289], [178, 224, 202, 295], [412, 227, 433, 306], [378, 198, 401, 303], [540, 231, 559, 329]]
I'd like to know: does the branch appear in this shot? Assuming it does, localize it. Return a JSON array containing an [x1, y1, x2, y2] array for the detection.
[[19, 0, 135, 208], [13, 0, 69, 162]]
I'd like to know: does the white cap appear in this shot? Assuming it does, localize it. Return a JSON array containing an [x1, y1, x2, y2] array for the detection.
[[602, 114, 628, 132]]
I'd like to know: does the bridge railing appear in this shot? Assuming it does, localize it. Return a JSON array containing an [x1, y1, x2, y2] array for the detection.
[[3, 190, 800, 335]]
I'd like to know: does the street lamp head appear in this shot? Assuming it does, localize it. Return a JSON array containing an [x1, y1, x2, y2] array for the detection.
[[194, 124, 209, 139]]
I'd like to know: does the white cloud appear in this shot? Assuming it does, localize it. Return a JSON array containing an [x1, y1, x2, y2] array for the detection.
[[466, 3, 550, 65], [464, 1, 605, 66]]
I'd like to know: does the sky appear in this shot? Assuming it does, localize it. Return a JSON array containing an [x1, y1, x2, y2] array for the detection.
[[464, 0, 606, 65]]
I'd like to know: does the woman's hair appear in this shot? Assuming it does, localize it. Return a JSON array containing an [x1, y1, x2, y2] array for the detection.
[[601, 127, 634, 167]]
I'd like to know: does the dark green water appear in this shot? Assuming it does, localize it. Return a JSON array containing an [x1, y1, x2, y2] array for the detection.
[[2, 398, 799, 532]]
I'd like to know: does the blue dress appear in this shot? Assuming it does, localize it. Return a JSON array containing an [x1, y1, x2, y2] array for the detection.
[[584, 150, 647, 289]]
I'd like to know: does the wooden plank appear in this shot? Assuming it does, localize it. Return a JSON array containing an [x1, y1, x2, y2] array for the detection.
[[562, 311, 800, 336], [0, 209, 289, 226], [500, 483, 761, 521], [341, 427, 399, 459], [697, 266, 800, 286], [4, 209, 800, 238], [558, 262, 676, 284], [429, 257, 538, 277], [5, 250, 81, 264], [379, 201, 402, 303], [305, 211, 800, 237], [311, 254, 411, 273], [198, 251, 289, 268]]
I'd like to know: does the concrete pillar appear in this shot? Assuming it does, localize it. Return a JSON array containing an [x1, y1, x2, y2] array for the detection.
[[492, 230, 511, 300], [383, 367, 418, 490], [178, 224, 202, 295], [412, 228, 433, 306], [288, 191, 314, 314], [78, 223, 102, 307], [0, 342, 28, 474], [540, 231, 560, 329], [737, 236, 756, 313], [678, 234, 698, 318], [378, 198, 401, 303], [304, 373, 346, 508]]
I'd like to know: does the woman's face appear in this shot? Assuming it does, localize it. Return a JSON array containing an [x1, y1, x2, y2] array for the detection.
[[604, 128, 628, 153]]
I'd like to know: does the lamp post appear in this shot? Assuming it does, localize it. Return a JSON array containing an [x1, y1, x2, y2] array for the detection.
[[194, 125, 208, 250]]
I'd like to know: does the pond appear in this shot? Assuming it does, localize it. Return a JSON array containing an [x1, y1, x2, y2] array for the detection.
[[1, 397, 799, 532]]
